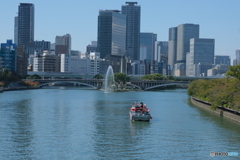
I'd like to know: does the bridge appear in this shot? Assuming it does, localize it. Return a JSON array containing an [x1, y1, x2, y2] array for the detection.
[[23, 79, 190, 90]]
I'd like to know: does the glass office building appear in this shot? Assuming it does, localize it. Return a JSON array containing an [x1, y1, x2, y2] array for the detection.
[[122, 2, 141, 61], [140, 33, 157, 61], [0, 40, 17, 72], [97, 10, 126, 59], [168, 27, 177, 75], [177, 24, 199, 63], [186, 38, 214, 77]]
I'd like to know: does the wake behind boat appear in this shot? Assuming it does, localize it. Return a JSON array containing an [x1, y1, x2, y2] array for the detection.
[[130, 102, 152, 121]]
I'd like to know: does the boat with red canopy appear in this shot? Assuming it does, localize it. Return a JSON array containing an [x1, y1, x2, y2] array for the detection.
[[129, 102, 152, 121]]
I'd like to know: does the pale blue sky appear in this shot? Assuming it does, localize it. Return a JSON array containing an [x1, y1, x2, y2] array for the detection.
[[1, 0, 240, 60]]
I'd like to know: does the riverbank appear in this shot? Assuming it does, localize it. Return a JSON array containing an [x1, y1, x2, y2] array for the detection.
[[191, 96, 240, 123], [0, 86, 40, 92]]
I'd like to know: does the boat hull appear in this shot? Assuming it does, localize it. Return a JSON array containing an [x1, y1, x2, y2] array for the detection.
[[129, 112, 151, 121]]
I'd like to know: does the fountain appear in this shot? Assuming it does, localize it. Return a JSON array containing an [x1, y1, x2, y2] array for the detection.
[[104, 66, 116, 93]]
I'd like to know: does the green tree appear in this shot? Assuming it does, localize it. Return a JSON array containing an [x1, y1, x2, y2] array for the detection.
[[141, 73, 165, 80], [26, 74, 41, 79], [166, 75, 175, 81], [93, 74, 103, 79], [226, 64, 240, 80], [114, 73, 130, 84]]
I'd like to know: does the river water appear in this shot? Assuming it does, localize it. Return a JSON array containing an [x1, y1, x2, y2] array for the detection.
[[0, 87, 239, 159]]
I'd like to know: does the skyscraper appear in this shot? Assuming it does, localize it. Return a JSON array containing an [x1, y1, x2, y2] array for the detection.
[[186, 38, 214, 77], [14, 17, 18, 45], [177, 24, 199, 63], [168, 27, 177, 75], [18, 3, 34, 47], [122, 2, 141, 61], [97, 10, 126, 73], [97, 10, 126, 59], [175, 23, 199, 76], [140, 33, 157, 61]]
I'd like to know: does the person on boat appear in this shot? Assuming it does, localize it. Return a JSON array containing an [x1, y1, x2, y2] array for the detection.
[[139, 102, 144, 111]]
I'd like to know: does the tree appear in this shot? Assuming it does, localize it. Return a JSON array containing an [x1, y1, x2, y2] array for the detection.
[[114, 73, 130, 84], [166, 75, 175, 81], [226, 64, 240, 80], [93, 74, 103, 79]]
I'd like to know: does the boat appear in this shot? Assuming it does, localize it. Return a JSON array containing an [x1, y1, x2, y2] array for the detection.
[[129, 102, 152, 121]]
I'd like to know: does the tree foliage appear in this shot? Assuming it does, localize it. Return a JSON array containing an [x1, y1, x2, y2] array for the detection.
[[141, 73, 166, 80], [26, 74, 41, 79], [188, 78, 240, 110], [0, 68, 20, 85], [114, 73, 130, 84], [93, 74, 103, 79], [226, 64, 240, 80]]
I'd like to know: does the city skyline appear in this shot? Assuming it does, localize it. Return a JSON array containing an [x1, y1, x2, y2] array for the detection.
[[1, 0, 240, 60]]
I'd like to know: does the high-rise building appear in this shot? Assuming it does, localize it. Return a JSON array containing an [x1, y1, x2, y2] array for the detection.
[[18, 3, 34, 47], [154, 41, 168, 62], [97, 10, 126, 58], [122, 2, 141, 61], [168, 27, 177, 75], [140, 33, 157, 61], [55, 34, 71, 55], [174, 24, 199, 76], [97, 10, 126, 73], [233, 49, 240, 65], [16, 45, 28, 78], [186, 38, 214, 77], [177, 24, 199, 63], [14, 17, 18, 45], [0, 40, 17, 72]]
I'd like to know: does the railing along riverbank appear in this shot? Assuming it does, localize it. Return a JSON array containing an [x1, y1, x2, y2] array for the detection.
[[191, 97, 240, 123]]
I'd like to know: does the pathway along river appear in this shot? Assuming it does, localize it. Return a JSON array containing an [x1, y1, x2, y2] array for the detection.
[[0, 87, 240, 159]]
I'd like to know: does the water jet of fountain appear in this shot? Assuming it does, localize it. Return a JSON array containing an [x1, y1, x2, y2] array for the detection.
[[104, 66, 115, 93]]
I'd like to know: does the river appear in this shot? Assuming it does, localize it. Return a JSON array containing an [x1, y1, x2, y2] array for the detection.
[[0, 87, 239, 159]]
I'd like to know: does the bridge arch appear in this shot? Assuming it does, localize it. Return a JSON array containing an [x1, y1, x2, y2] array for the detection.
[[38, 81, 98, 89], [144, 83, 189, 90]]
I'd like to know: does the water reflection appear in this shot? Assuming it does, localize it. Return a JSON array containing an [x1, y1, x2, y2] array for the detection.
[[10, 99, 34, 159]]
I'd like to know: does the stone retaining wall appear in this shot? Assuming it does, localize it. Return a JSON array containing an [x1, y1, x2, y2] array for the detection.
[[191, 97, 240, 123]]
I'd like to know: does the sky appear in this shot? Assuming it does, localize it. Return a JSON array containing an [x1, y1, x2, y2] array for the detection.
[[1, 0, 240, 60]]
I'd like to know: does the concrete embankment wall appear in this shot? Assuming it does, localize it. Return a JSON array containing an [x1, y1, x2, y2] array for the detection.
[[1, 86, 40, 92], [191, 97, 240, 123]]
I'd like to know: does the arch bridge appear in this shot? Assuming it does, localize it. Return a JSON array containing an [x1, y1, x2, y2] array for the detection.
[[23, 79, 190, 90]]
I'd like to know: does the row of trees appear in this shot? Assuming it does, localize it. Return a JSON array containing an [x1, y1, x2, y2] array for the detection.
[[0, 69, 20, 86], [141, 73, 175, 81], [188, 64, 240, 111]]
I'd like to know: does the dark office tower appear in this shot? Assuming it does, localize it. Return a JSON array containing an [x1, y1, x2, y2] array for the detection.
[[176, 24, 199, 63], [18, 3, 34, 47], [168, 27, 177, 75], [97, 10, 126, 73], [122, 2, 140, 61], [97, 10, 126, 59], [14, 17, 18, 45]]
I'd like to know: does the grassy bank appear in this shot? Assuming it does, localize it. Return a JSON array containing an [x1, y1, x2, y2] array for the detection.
[[188, 78, 240, 111]]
